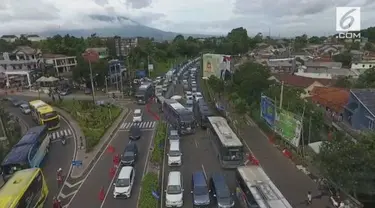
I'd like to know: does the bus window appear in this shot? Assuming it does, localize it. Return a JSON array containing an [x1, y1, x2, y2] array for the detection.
[[41, 111, 58, 120], [16, 171, 43, 208]]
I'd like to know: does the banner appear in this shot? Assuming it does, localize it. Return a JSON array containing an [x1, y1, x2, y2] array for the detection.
[[260, 96, 276, 128], [202, 53, 232, 80], [274, 108, 302, 147]]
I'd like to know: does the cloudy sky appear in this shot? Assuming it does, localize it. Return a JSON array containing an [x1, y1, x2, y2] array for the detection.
[[0, 0, 374, 37]]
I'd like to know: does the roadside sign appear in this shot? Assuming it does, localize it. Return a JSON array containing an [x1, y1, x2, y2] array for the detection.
[[72, 160, 83, 167]]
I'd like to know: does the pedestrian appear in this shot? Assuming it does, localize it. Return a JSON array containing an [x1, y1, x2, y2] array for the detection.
[[338, 201, 345, 208], [307, 191, 312, 205], [57, 168, 63, 187], [52, 196, 59, 208]]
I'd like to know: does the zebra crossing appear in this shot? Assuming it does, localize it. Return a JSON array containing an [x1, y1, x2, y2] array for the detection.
[[49, 129, 73, 140], [120, 121, 156, 130]]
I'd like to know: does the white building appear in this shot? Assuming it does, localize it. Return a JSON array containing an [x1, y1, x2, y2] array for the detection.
[[43, 54, 77, 75], [26, 35, 44, 42], [1, 35, 17, 42], [0, 46, 42, 87]]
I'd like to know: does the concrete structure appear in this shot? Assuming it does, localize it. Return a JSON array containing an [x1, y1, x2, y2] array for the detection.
[[85, 47, 108, 59], [0, 46, 42, 87], [43, 54, 77, 75], [1, 35, 17, 42], [114, 37, 138, 57], [26, 35, 44, 42], [108, 59, 126, 87]]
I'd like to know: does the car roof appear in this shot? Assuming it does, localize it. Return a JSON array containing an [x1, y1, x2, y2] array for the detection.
[[134, 109, 141, 113], [193, 171, 207, 186], [20, 104, 29, 107], [118, 166, 133, 179], [168, 171, 181, 185], [211, 172, 230, 193], [170, 141, 180, 150]]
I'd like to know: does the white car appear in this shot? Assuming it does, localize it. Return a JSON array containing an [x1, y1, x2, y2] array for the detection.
[[168, 141, 182, 166], [165, 171, 184, 207], [185, 91, 193, 100], [194, 92, 203, 101], [133, 109, 143, 122], [191, 81, 196, 84], [19, 104, 31, 114], [113, 166, 135, 198]]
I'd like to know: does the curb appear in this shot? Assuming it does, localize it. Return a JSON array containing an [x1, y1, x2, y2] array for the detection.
[[70, 108, 130, 178]]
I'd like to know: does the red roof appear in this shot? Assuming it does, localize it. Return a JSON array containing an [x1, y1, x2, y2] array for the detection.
[[310, 87, 349, 113], [271, 74, 335, 88]]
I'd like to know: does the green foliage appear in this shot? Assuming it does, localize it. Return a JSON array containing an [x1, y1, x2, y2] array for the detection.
[[354, 68, 375, 88], [334, 76, 353, 88], [0, 106, 22, 162], [53, 100, 122, 152], [138, 172, 159, 208], [316, 132, 375, 195], [72, 56, 109, 85], [151, 122, 167, 164], [333, 51, 352, 67]]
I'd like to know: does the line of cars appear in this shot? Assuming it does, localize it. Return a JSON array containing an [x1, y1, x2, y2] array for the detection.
[[112, 109, 144, 199]]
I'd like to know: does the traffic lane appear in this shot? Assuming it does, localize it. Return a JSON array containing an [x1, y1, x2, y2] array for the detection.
[[102, 130, 154, 208], [3, 102, 34, 127], [127, 102, 156, 122], [245, 125, 332, 207], [68, 129, 153, 208]]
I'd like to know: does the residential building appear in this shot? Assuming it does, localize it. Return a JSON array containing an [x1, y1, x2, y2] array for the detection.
[[363, 51, 375, 61], [350, 50, 364, 62], [26, 35, 44, 42], [43, 54, 77, 75], [309, 87, 350, 115], [0, 46, 42, 87], [269, 73, 335, 98], [114, 37, 138, 57], [85, 47, 109, 59], [108, 59, 126, 87], [1, 35, 17, 42], [266, 58, 297, 73], [343, 89, 375, 131], [295, 61, 356, 79], [350, 61, 375, 75]]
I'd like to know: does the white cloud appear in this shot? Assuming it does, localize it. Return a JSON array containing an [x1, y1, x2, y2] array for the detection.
[[0, 0, 374, 37]]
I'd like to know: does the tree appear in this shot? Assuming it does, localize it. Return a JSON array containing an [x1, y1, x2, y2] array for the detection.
[[333, 51, 352, 67], [227, 27, 249, 54], [364, 42, 375, 51], [207, 76, 225, 97], [354, 68, 375, 88], [317, 131, 375, 197], [334, 76, 353, 88]]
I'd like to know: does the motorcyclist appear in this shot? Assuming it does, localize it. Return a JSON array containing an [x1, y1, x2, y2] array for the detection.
[[61, 134, 66, 144]]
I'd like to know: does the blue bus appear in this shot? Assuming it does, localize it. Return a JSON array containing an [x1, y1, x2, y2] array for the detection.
[[1, 125, 50, 181]]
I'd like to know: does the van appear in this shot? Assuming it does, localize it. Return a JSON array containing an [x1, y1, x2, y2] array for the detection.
[[113, 166, 135, 198], [165, 171, 184, 207], [191, 171, 210, 206], [168, 141, 182, 166], [133, 109, 143, 122], [210, 172, 235, 207]]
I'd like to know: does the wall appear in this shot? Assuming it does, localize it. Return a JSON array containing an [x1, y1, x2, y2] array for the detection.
[[351, 62, 375, 70], [345, 94, 375, 130]]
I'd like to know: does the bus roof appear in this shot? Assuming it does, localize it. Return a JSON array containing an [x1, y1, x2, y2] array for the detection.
[[29, 100, 47, 108], [237, 166, 292, 208], [207, 116, 242, 147], [1, 126, 47, 166], [170, 103, 186, 110], [0, 168, 41, 208]]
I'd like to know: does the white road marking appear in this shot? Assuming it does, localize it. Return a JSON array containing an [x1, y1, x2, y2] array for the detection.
[[64, 111, 132, 207], [201, 164, 207, 180], [64, 180, 84, 188], [194, 139, 198, 148], [160, 129, 168, 208], [99, 166, 121, 208], [119, 121, 157, 130], [59, 190, 77, 199]]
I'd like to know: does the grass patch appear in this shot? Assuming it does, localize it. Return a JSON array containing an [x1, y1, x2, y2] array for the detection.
[[54, 100, 122, 152], [138, 172, 159, 208], [150, 122, 167, 164]]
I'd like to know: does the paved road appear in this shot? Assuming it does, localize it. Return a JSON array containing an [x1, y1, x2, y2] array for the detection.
[[67, 104, 156, 208], [2, 97, 75, 206]]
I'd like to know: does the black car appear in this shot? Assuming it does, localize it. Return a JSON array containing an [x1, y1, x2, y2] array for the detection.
[[210, 172, 235, 207], [129, 125, 142, 140], [121, 142, 138, 166], [10, 98, 26, 107]]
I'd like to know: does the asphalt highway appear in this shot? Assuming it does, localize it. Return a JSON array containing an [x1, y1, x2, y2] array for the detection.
[[2, 96, 75, 205], [68, 104, 156, 208]]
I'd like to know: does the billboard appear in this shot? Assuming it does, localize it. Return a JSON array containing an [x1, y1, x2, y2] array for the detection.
[[260, 96, 276, 127], [274, 108, 302, 147], [202, 53, 232, 80], [260, 95, 302, 148]]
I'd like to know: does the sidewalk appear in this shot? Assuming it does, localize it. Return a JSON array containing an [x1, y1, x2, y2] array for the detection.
[[54, 106, 129, 178]]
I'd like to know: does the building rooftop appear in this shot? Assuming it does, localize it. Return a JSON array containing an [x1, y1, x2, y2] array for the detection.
[[351, 89, 375, 116], [12, 46, 40, 55], [304, 61, 342, 68], [1, 35, 17, 38], [271, 73, 335, 88], [310, 87, 350, 113], [43, 53, 68, 59]]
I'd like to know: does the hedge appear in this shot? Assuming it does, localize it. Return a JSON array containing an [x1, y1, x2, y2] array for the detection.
[[150, 122, 167, 164], [138, 172, 159, 208]]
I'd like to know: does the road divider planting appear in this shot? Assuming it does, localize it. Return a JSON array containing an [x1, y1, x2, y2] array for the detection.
[[150, 122, 167, 164], [53, 100, 122, 151], [138, 172, 159, 208]]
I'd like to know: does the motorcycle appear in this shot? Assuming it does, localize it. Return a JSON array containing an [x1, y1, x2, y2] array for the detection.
[[61, 136, 66, 145]]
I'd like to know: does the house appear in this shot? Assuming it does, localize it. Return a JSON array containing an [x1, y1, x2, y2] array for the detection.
[[266, 58, 297, 73], [316, 44, 344, 56], [26, 35, 44, 42], [85, 47, 109, 59], [114, 37, 138, 57], [269, 73, 335, 98], [43, 54, 77, 75], [350, 50, 364, 62], [295, 66, 355, 79], [1, 35, 17, 42], [309, 87, 350, 114], [350, 61, 375, 72], [363, 51, 375, 61], [343, 89, 375, 131]]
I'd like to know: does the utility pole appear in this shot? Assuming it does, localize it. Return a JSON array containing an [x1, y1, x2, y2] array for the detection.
[[119, 64, 123, 98], [105, 76, 108, 94], [279, 81, 284, 109], [88, 59, 95, 103]]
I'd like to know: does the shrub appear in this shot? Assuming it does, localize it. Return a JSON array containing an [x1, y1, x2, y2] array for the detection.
[[138, 172, 159, 208], [53, 100, 122, 151], [151, 122, 167, 164]]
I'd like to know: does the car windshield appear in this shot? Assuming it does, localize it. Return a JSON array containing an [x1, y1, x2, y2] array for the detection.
[[20, 104, 29, 109], [134, 112, 141, 117], [194, 185, 208, 196], [169, 150, 181, 156], [42, 111, 58, 119], [186, 101, 193, 107], [116, 178, 130, 187], [167, 185, 182, 194]]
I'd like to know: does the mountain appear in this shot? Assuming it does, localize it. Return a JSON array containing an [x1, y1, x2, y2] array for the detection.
[[40, 15, 212, 40]]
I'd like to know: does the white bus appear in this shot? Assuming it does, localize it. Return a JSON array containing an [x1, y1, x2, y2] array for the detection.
[[235, 165, 292, 208], [207, 116, 244, 168]]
